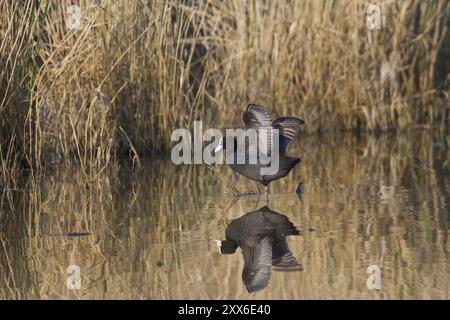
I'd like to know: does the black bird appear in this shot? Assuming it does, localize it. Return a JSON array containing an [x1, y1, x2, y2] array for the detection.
[[215, 104, 304, 198], [215, 206, 301, 293]]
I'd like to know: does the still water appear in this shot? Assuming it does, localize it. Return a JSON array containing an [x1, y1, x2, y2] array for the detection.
[[0, 132, 449, 299]]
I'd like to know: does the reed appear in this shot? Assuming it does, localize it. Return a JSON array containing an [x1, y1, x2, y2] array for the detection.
[[0, 0, 449, 178]]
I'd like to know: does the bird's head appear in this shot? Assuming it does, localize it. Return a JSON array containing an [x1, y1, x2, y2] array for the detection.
[[214, 239, 238, 254]]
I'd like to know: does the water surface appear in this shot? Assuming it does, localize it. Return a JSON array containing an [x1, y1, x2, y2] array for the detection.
[[0, 132, 449, 299]]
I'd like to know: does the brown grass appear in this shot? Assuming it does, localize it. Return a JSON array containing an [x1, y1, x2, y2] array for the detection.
[[0, 0, 449, 178]]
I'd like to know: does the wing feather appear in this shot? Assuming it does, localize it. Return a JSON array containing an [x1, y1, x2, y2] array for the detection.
[[273, 117, 305, 152], [242, 104, 305, 156], [271, 239, 301, 271], [243, 104, 273, 156], [241, 235, 273, 292]]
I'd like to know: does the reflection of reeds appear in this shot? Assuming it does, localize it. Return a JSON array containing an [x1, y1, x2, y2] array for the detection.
[[0, 132, 448, 299], [0, 0, 449, 177]]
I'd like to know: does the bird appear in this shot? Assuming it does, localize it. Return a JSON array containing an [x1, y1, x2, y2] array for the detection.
[[214, 103, 304, 199], [214, 206, 302, 293]]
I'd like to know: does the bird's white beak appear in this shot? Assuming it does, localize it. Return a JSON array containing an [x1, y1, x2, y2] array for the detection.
[[214, 239, 222, 254], [214, 137, 223, 153]]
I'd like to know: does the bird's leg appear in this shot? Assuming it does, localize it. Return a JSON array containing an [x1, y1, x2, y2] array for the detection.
[[236, 182, 260, 198], [254, 182, 260, 195], [264, 185, 269, 204]]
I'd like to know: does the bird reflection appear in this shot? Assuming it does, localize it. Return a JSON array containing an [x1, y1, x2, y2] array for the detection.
[[215, 206, 302, 293]]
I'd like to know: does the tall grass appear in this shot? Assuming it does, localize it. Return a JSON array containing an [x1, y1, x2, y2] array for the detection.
[[0, 0, 449, 178]]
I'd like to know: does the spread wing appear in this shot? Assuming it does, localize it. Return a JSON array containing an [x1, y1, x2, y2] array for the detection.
[[241, 235, 273, 292], [243, 104, 273, 156], [243, 104, 305, 155], [271, 239, 302, 271], [273, 117, 305, 153], [243, 104, 272, 129]]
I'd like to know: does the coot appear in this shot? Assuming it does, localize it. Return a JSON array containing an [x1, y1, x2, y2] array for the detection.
[[215, 206, 301, 293], [215, 104, 304, 198]]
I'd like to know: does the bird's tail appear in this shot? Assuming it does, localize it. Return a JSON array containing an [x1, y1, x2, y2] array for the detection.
[[291, 157, 301, 167]]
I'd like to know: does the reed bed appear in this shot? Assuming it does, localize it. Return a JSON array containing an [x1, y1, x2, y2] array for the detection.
[[0, 0, 449, 299], [0, 0, 449, 180]]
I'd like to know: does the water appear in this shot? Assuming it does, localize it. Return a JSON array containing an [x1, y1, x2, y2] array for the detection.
[[0, 132, 449, 299]]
